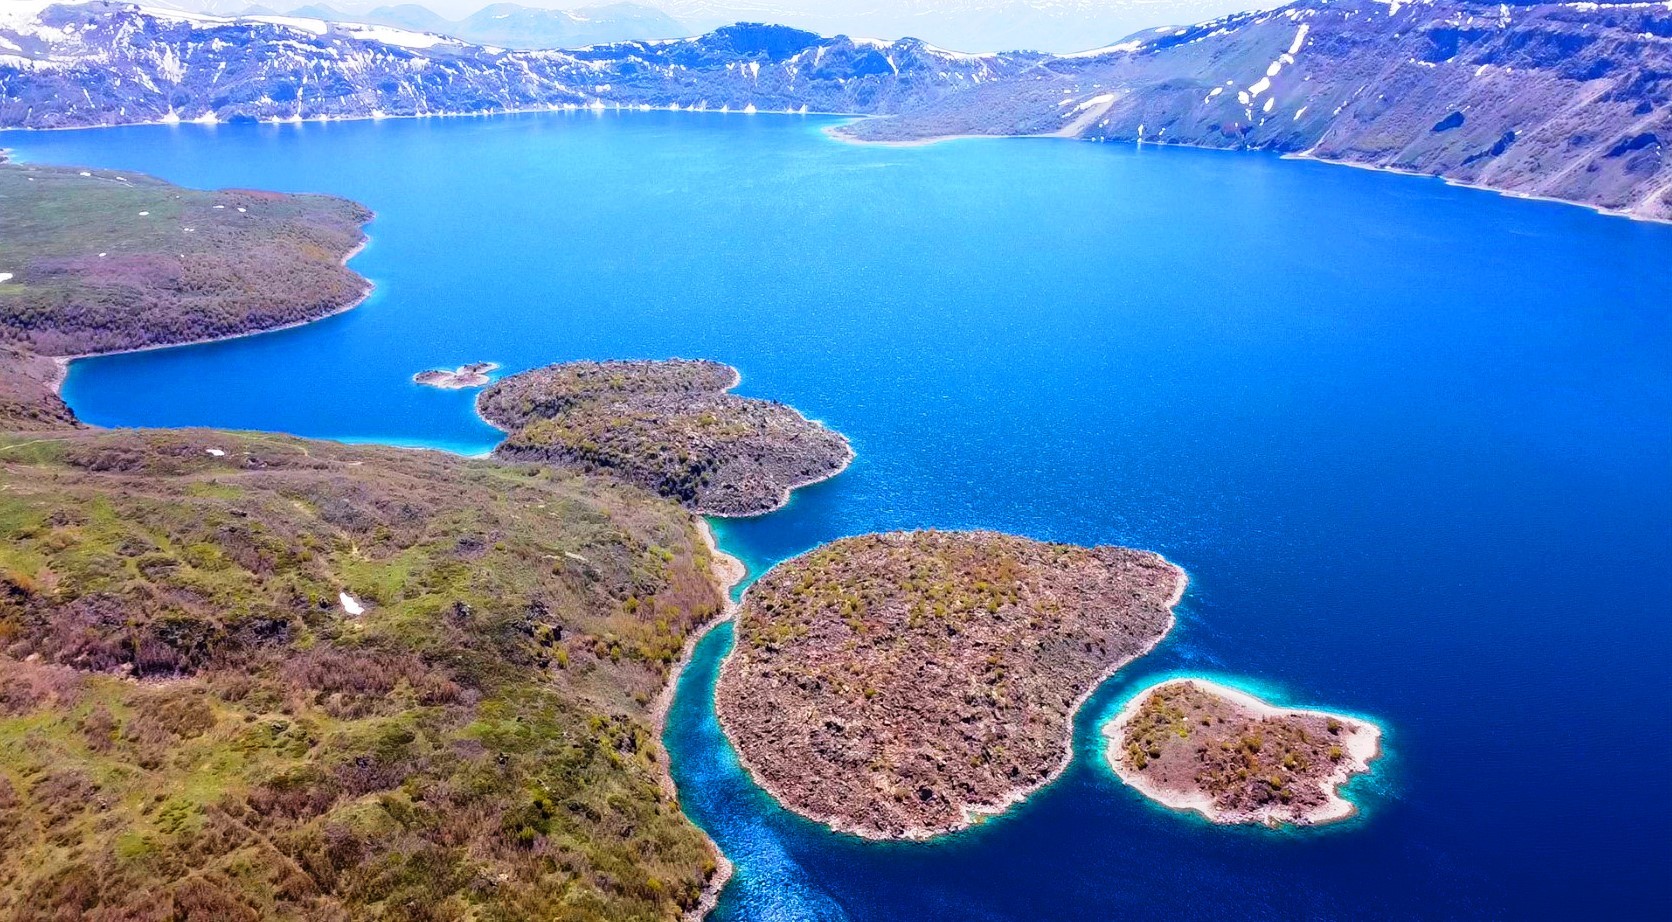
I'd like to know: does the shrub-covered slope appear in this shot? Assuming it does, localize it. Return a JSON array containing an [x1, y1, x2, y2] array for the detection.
[[0, 162, 371, 356], [480, 359, 852, 516], [0, 428, 725, 920], [0, 346, 79, 431]]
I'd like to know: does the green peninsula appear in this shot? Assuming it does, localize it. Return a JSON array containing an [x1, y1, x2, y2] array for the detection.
[[0, 160, 370, 357], [0, 164, 740, 919]]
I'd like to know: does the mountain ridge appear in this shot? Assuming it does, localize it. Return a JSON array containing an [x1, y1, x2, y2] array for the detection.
[[1, 0, 1666, 220]]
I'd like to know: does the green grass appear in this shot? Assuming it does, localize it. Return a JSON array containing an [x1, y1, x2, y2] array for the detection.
[[0, 428, 723, 921]]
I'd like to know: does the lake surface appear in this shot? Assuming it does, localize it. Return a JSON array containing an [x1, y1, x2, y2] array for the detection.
[[13, 111, 1671, 919]]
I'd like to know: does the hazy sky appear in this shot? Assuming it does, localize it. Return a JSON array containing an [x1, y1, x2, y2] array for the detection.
[[233, 0, 1282, 52]]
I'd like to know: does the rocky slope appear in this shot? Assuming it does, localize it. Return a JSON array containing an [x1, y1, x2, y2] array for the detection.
[[841, 0, 1672, 220], [0, 344, 78, 429], [716, 531, 1185, 839], [0, 160, 371, 356], [480, 359, 852, 517]]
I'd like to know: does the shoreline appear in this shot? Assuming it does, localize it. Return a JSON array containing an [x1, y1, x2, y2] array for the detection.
[[8, 93, 1666, 225], [0, 103, 866, 138], [1102, 677, 1383, 827], [828, 121, 1672, 226], [711, 553, 1190, 842], [702, 362, 856, 518], [652, 517, 746, 922], [1283, 150, 1672, 226], [49, 233, 375, 397]]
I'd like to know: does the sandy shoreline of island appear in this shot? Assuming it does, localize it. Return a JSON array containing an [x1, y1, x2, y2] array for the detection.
[[710, 557, 1189, 842], [1103, 677, 1383, 827]]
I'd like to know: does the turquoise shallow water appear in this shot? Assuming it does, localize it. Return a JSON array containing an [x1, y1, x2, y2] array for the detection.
[[11, 110, 1671, 918]]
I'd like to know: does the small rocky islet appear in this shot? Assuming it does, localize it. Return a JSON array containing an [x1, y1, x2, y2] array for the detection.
[[413, 361, 499, 389], [478, 358, 853, 516], [1106, 678, 1382, 826], [714, 530, 1186, 839]]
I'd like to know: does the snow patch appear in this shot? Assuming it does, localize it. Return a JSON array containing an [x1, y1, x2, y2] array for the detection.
[[337, 22, 454, 50], [1061, 39, 1143, 59]]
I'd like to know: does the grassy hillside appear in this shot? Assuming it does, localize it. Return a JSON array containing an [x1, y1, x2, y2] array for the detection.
[[0, 428, 725, 920], [0, 162, 371, 356]]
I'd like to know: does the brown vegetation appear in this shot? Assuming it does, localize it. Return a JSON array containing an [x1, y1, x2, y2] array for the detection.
[[716, 530, 1185, 838], [479, 359, 852, 516], [0, 428, 728, 920], [0, 346, 79, 431], [1108, 679, 1381, 826], [0, 162, 371, 356]]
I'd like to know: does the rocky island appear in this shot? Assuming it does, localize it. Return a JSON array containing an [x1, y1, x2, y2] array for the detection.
[[715, 530, 1186, 839], [478, 359, 853, 516], [414, 361, 499, 389], [1106, 678, 1382, 826]]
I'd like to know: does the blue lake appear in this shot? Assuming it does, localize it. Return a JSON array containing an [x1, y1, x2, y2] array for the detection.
[[11, 111, 1671, 919]]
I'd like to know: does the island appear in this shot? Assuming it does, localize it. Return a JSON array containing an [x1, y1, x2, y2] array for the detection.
[[1105, 678, 1382, 826], [414, 361, 499, 389], [714, 530, 1186, 839], [478, 359, 853, 516]]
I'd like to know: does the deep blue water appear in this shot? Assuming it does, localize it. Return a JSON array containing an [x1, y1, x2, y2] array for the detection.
[[11, 111, 1671, 919]]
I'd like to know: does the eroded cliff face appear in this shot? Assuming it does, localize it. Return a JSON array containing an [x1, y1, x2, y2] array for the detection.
[[843, 0, 1672, 220]]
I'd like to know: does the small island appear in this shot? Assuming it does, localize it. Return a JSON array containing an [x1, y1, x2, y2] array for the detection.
[[715, 530, 1186, 839], [478, 359, 853, 516], [1106, 678, 1382, 826], [414, 361, 499, 389]]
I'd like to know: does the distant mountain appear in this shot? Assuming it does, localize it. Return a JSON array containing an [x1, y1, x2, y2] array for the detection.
[[839, 0, 1672, 220], [456, 3, 685, 48], [358, 3, 449, 32], [1, 1, 1666, 220], [651, 0, 1292, 54], [249, 1, 688, 48]]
